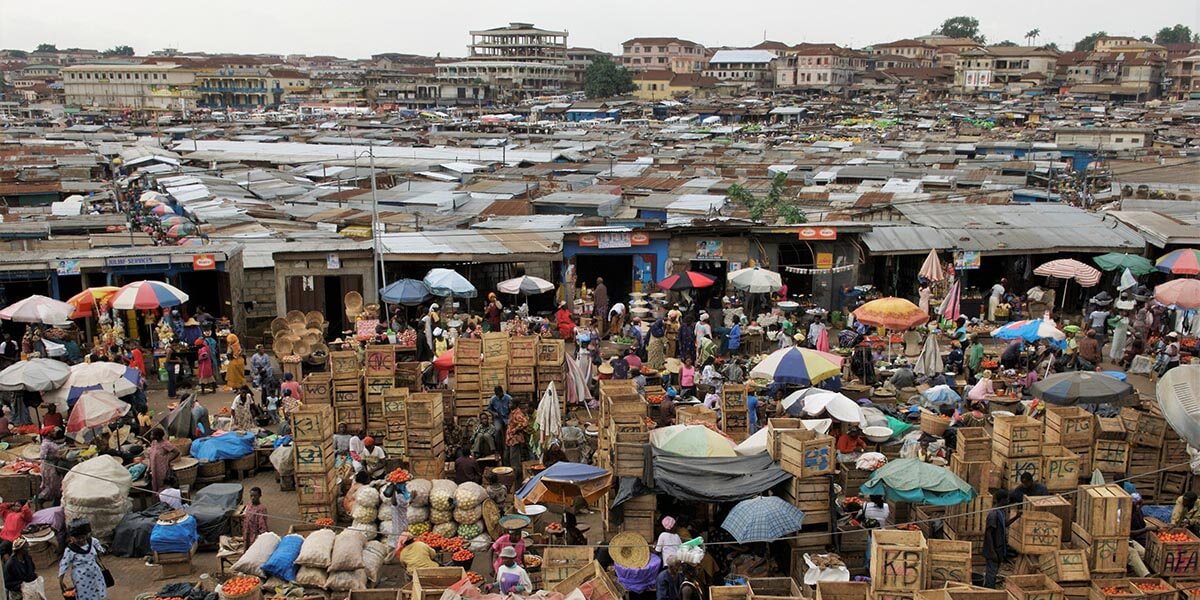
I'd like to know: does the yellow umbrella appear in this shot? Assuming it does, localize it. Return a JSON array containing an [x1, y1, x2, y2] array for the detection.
[[853, 297, 929, 330], [66, 286, 120, 318]]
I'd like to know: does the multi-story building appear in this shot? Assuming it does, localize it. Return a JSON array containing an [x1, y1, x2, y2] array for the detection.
[[1168, 51, 1200, 101], [620, 37, 707, 73], [468, 22, 567, 63], [631, 70, 719, 100], [1095, 36, 1168, 59], [564, 47, 611, 91], [953, 46, 1058, 91], [702, 50, 777, 90], [870, 39, 937, 67], [917, 35, 985, 67], [438, 22, 569, 101], [954, 49, 995, 90], [62, 63, 198, 112], [776, 44, 866, 88]]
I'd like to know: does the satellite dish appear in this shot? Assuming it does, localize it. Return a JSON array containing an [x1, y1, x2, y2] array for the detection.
[[1156, 365, 1200, 450]]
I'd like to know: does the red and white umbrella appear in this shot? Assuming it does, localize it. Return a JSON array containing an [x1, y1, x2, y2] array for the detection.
[[657, 271, 717, 291], [110, 280, 190, 310], [66, 390, 130, 433], [1033, 259, 1101, 287], [919, 249, 944, 282], [0, 295, 74, 324], [1155, 278, 1200, 309]]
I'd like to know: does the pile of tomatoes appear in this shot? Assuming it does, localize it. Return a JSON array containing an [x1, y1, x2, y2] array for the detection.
[[1136, 582, 1173, 593], [466, 572, 485, 585], [222, 576, 262, 597], [1157, 530, 1194, 542], [313, 517, 334, 527], [646, 394, 665, 405], [416, 532, 466, 551], [545, 522, 564, 534], [453, 549, 475, 562], [1100, 587, 1137, 596], [386, 467, 413, 483]]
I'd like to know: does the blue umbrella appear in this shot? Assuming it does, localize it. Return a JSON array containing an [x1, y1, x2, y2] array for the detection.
[[423, 268, 478, 298], [860, 458, 977, 505], [380, 279, 432, 306], [990, 319, 1067, 349], [721, 496, 806, 543]]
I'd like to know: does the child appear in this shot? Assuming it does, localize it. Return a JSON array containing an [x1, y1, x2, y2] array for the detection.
[[680, 358, 696, 397], [243, 487, 268, 548]]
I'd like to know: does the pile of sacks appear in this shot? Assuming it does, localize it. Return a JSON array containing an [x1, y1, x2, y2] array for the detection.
[[63, 456, 133, 539], [405, 479, 433, 536], [235, 528, 391, 592], [349, 485, 381, 539]]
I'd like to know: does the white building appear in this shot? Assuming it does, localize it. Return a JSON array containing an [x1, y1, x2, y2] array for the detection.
[[63, 63, 198, 112], [703, 50, 777, 90]]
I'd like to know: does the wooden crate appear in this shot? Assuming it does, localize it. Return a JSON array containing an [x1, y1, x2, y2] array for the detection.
[[944, 523, 984, 559], [290, 404, 334, 442], [335, 405, 364, 432], [1088, 580, 1145, 600], [330, 350, 359, 378], [333, 379, 362, 407], [1123, 409, 1168, 448], [1162, 472, 1190, 496], [507, 366, 536, 393], [1045, 406, 1095, 447], [550, 562, 621, 600], [950, 454, 993, 492], [1072, 523, 1129, 575], [412, 567, 465, 600], [1009, 511, 1062, 554], [454, 338, 481, 365], [777, 476, 832, 526], [945, 495, 991, 537], [1127, 579, 1175, 600], [481, 332, 509, 364], [928, 539, 972, 588], [296, 470, 337, 505], [1145, 528, 1200, 578], [365, 345, 396, 377], [396, 362, 424, 388], [455, 366, 480, 391], [1025, 495, 1073, 543], [956, 427, 990, 462], [747, 577, 802, 600], [298, 501, 336, 522], [542, 547, 594, 591], [1039, 549, 1091, 583], [1072, 445, 1093, 476], [349, 591, 402, 600], [992, 451, 1041, 489], [776, 429, 835, 479], [407, 392, 444, 427], [993, 415, 1042, 457], [383, 387, 409, 415], [536, 339, 565, 366], [480, 366, 507, 393], [409, 457, 446, 480], [1075, 484, 1133, 539], [1006, 574, 1064, 600], [508, 336, 537, 367], [293, 439, 335, 474], [710, 585, 750, 600], [301, 372, 332, 405], [1042, 446, 1081, 492], [1093, 439, 1130, 475], [1096, 417, 1128, 440], [869, 529, 927, 592], [815, 582, 868, 600], [1162, 438, 1190, 473], [613, 442, 646, 477]]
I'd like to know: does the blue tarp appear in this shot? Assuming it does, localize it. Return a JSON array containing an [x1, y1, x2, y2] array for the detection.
[[261, 533, 304, 582], [149, 514, 199, 554], [190, 432, 256, 461], [515, 462, 608, 500]]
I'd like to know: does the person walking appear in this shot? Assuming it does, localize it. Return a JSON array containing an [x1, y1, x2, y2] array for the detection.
[[983, 489, 1009, 588], [592, 278, 609, 337], [505, 402, 530, 479], [38, 428, 66, 508], [58, 520, 107, 600], [1109, 313, 1130, 365], [5, 537, 41, 599]]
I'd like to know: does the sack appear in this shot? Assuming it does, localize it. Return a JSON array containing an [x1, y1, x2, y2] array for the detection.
[[294, 528, 336, 569], [329, 530, 367, 572], [232, 532, 281, 578], [295, 566, 328, 589], [20, 576, 45, 600], [326, 569, 367, 592]]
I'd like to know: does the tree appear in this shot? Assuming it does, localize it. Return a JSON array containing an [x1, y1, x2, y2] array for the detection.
[[1040, 42, 1061, 52], [1155, 24, 1195, 44], [728, 173, 807, 224], [1140, 36, 1153, 42], [102, 45, 135, 56], [34, 43, 57, 53], [1025, 29, 1041, 46], [583, 56, 635, 99], [1074, 31, 1107, 52], [994, 40, 1019, 47], [934, 16, 986, 43]]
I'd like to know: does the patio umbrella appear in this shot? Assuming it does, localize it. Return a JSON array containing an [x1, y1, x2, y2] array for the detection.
[[727, 267, 782, 293], [0, 295, 74, 324], [66, 390, 130, 433], [1094, 253, 1154, 275], [860, 458, 977, 505], [919, 249, 945, 282], [1155, 278, 1200, 309], [432, 349, 455, 371], [66, 286, 120, 319], [657, 271, 717, 291], [938, 278, 961, 321], [515, 461, 612, 507], [423, 268, 478, 298], [853, 297, 928, 330], [497, 275, 555, 296], [990, 319, 1067, 344], [45, 362, 141, 408], [110, 280, 189, 310], [0, 358, 71, 392], [749, 346, 842, 387], [1156, 248, 1200, 276], [167, 223, 197, 237], [158, 395, 196, 439], [1031, 371, 1135, 406], [649, 424, 737, 458], [1035, 259, 1101, 309], [721, 496, 807, 543], [914, 335, 944, 377], [781, 388, 866, 426], [379, 279, 432, 306]]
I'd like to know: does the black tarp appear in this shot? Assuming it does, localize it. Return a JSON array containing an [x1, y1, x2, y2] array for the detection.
[[112, 503, 173, 557], [647, 449, 791, 504], [186, 483, 242, 545]]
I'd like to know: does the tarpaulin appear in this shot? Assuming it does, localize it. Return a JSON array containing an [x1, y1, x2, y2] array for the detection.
[[515, 461, 609, 499], [190, 432, 255, 461], [150, 514, 199, 554], [650, 448, 791, 504]]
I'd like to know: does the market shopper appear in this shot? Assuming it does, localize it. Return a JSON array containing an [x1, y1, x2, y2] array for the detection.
[[488, 386, 513, 450], [505, 402, 530, 479], [1172, 492, 1200, 529], [495, 546, 532, 594], [58, 519, 106, 600], [4, 537, 40, 599], [983, 489, 1009, 588], [593, 278, 609, 336], [396, 533, 439, 572], [38, 428, 67, 507], [243, 487, 268, 548], [147, 428, 181, 493]]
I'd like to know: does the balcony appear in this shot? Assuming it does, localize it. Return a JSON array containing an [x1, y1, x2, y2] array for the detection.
[[196, 86, 268, 93]]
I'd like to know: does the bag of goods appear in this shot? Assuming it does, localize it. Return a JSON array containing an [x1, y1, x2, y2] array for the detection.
[[348, 522, 378, 539], [329, 530, 367, 572], [378, 520, 398, 540], [260, 534, 304, 582], [430, 480, 457, 511], [455, 482, 487, 508], [408, 479, 432, 507], [453, 505, 483, 525], [407, 506, 430, 523], [469, 533, 493, 554], [458, 522, 483, 540], [326, 569, 368, 592], [408, 522, 431, 535], [433, 523, 458, 538], [431, 508, 453, 525], [294, 528, 336, 569], [364, 541, 390, 584], [355, 485, 381, 509], [378, 504, 393, 523], [232, 532, 281, 578], [295, 566, 328, 589], [269, 444, 294, 476], [351, 505, 379, 524]]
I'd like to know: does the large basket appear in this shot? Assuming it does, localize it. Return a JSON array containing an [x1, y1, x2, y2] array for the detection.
[[198, 460, 226, 480], [170, 437, 192, 457], [228, 454, 256, 472], [171, 457, 199, 488]]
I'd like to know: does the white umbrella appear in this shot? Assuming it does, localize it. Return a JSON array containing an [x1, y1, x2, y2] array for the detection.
[[424, 268, 478, 298], [0, 358, 71, 391], [782, 388, 866, 427], [919, 249, 944, 282], [914, 335, 944, 377], [498, 275, 555, 296], [45, 362, 139, 408], [0, 295, 74, 324], [66, 390, 130, 433], [535, 381, 562, 446], [728, 267, 783, 293]]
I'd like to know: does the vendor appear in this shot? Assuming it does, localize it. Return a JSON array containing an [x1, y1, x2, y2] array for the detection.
[[42, 404, 63, 430], [495, 546, 532, 594], [1007, 472, 1048, 506], [890, 360, 915, 389], [357, 437, 386, 477], [541, 440, 567, 469], [836, 428, 867, 462], [1172, 492, 1200, 529], [491, 531, 526, 572], [555, 302, 576, 340], [655, 516, 682, 564], [967, 370, 995, 403], [396, 532, 439, 572]]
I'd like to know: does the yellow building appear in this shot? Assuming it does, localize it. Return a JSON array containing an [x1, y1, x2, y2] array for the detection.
[[62, 63, 198, 112], [633, 70, 719, 100]]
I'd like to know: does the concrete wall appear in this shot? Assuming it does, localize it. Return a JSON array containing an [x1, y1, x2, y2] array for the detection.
[[273, 251, 377, 318], [241, 267, 276, 340]]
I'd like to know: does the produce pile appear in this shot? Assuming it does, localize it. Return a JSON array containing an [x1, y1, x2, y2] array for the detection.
[[405, 479, 492, 553]]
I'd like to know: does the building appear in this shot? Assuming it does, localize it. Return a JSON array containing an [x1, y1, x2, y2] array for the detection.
[[63, 63, 198, 112], [870, 40, 937, 67], [564, 47, 611, 91], [954, 49, 995, 90], [620, 37, 707, 73], [190, 57, 312, 109], [1095, 36, 1168, 59], [1168, 52, 1200, 101], [1052, 126, 1153, 151], [703, 50, 777, 90], [438, 22, 569, 101], [777, 44, 866, 88], [469, 22, 567, 63], [917, 35, 984, 67], [631, 70, 718, 100], [952, 46, 1058, 91]]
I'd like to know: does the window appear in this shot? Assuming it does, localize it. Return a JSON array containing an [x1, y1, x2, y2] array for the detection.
[[1114, 137, 1124, 143]]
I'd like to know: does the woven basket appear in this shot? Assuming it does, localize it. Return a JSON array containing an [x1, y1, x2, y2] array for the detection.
[[919, 409, 950, 437]]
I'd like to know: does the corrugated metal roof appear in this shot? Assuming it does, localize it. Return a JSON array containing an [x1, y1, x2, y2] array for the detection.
[[379, 230, 562, 258], [709, 50, 777, 64]]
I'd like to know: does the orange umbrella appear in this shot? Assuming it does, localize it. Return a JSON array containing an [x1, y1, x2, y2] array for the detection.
[[853, 297, 929, 330], [66, 286, 120, 318]]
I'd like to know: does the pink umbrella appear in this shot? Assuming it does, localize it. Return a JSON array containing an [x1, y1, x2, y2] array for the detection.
[[66, 390, 130, 433], [1155, 278, 1200, 309], [1034, 258, 1101, 308]]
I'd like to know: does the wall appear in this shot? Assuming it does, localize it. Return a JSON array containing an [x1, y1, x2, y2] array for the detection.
[[241, 266, 277, 339], [273, 251, 377, 318]]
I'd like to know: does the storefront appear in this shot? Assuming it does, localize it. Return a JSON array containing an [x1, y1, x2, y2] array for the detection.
[[562, 231, 669, 311]]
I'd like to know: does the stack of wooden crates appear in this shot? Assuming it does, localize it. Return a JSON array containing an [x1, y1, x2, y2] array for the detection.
[[301, 372, 331, 406], [1092, 417, 1131, 483], [481, 333, 509, 415], [381, 387, 409, 459], [1045, 405, 1095, 485], [721, 384, 748, 442], [507, 336, 537, 394], [1071, 483, 1133, 577], [869, 529, 928, 600], [291, 404, 337, 522], [407, 392, 446, 479], [364, 345, 396, 440], [991, 415, 1042, 491], [765, 418, 835, 582], [536, 339, 566, 412], [330, 350, 364, 434], [946, 427, 992, 561], [453, 337, 483, 424], [596, 379, 653, 543], [1122, 407, 1169, 502]]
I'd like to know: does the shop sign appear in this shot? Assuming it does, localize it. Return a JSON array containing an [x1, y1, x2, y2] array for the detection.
[[696, 240, 724, 258], [326, 253, 341, 269], [815, 252, 834, 269], [797, 226, 838, 240], [106, 255, 170, 267], [54, 260, 81, 275], [191, 254, 217, 271], [955, 250, 982, 269], [579, 232, 649, 248]]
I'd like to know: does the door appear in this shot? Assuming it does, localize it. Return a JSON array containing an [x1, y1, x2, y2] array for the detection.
[[286, 275, 325, 315]]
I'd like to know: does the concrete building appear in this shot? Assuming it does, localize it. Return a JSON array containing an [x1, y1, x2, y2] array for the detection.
[[192, 57, 312, 109], [1168, 52, 1200, 101], [620, 37, 707, 73], [954, 50, 995, 91], [564, 47, 611, 91], [1052, 126, 1153, 151], [63, 63, 198, 112], [953, 46, 1058, 91], [776, 45, 866, 88], [703, 50, 777, 90], [917, 35, 985, 67], [870, 39, 937, 67], [469, 22, 567, 63], [438, 22, 569, 101]]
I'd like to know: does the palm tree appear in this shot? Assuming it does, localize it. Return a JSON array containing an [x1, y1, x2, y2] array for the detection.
[[1025, 29, 1041, 46]]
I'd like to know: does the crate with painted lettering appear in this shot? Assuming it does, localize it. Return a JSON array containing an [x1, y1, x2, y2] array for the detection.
[[1041, 446, 1080, 492], [508, 336, 537, 367], [290, 405, 334, 442], [993, 415, 1042, 457], [868, 529, 927, 592], [991, 451, 1041, 489], [928, 539, 972, 588], [406, 392, 444, 427], [1005, 574, 1065, 600], [480, 365, 507, 394], [298, 501, 336, 523], [1162, 438, 1190, 472], [1025, 495, 1072, 543], [1145, 528, 1200, 578], [536, 339, 565, 366], [1127, 578, 1176, 600], [1076, 484, 1133, 538], [1092, 438, 1131, 477], [365, 345, 396, 377], [1121, 408, 1168, 448], [1088, 580, 1145, 600], [454, 338, 481, 365], [335, 405, 364, 432], [955, 427, 990, 462], [776, 429, 835, 479], [1045, 406, 1095, 447], [365, 376, 394, 399], [481, 332, 510, 364], [1096, 416, 1128, 440], [330, 350, 360, 380], [816, 582, 868, 600], [945, 495, 991, 537], [333, 378, 362, 407], [1009, 510, 1062, 554], [396, 361, 424, 389], [293, 438, 335, 474], [777, 475, 832, 526], [949, 453, 993, 492], [872, 591, 916, 600], [1039, 549, 1091, 583], [507, 365, 536, 393], [455, 365, 480, 392], [409, 457, 445, 480], [1072, 523, 1129, 575], [295, 469, 337, 505], [301, 372, 331, 405]]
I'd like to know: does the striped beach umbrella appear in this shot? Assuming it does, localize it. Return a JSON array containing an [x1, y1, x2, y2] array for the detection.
[[0, 295, 74, 324], [1156, 248, 1200, 276], [1034, 258, 1102, 287], [110, 280, 189, 310], [853, 297, 928, 330], [748, 346, 842, 386], [66, 286, 120, 318], [1155, 278, 1200, 309], [991, 319, 1066, 344]]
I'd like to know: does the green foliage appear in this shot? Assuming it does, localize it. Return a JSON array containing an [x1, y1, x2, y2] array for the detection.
[[934, 16, 986, 44], [1074, 31, 1107, 52], [584, 56, 635, 99], [103, 45, 135, 56], [993, 40, 1019, 47], [34, 43, 57, 53], [1140, 36, 1153, 43], [1155, 24, 1195, 44], [1025, 29, 1041, 45], [728, 173, 806, 224]]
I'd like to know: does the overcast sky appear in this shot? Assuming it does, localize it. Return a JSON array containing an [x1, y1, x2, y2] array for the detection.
[[2, 0, 1198, 58]]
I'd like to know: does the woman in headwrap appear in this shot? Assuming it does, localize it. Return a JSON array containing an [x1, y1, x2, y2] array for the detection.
[[677, 317, 696, 362], [224, 334, 246, 390], [203, 328, 221, 385], [555, 302, 575, 340], [194, 339, 215, 394], [40, 428, 67, 506], [485, 292, 503, 332], [647, 319, 666, 372]]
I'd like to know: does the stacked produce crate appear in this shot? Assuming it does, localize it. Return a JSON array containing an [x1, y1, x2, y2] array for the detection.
[[1038, 549, 1091, 600], [453, 337, 482, 424], [381, 388, 409, 459], [536, 339, 566, 412], [946, 427, 992, 561], [480, 332, 508, 423], [290, 404, 337, 521], [364, 345, 396, 439], [1005, 575, 1065, 600], [506, 336, 537, 394], [1093, 417, 1131, 482], [721, 384, 748, 442], [927, 539, 972, 589], [1071, 483, 1133, 576], [1161, 437, 1191, 500], [601, 379, 647, 478], [766, 419, 835, 573], [300, 372, 331, 405], [991, 415, 1042, 489], [1145, 523, 1200, 580], [1123, 407, 1169, 502], [330, 350, 365, 434], [1045, 405, 1095, 485], [1024, 495, 1073, 543], [868, 529, 927, 600], [407, 392, 446, 479]]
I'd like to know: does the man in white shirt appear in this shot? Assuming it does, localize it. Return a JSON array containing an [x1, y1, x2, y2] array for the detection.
[[495, 546, 532, 594], [987, 278, 1006, 321]]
